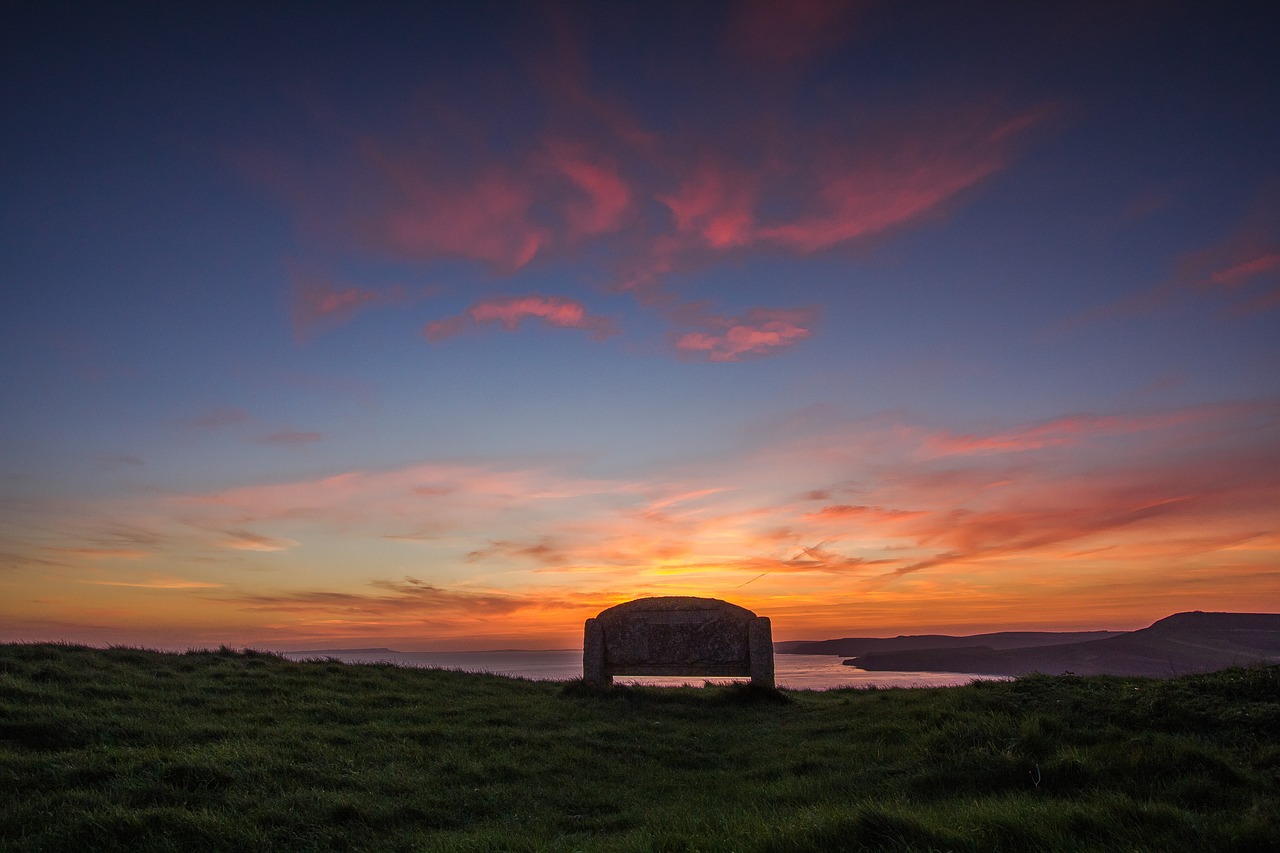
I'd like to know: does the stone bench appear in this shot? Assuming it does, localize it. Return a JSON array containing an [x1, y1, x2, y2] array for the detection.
[[583, 596, 774, 687]]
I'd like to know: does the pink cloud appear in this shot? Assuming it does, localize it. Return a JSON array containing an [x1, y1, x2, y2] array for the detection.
[[882, 482, 1226, 579], [925, 409, 1214, 456], [244, 132, 555, 274], [543, 139, 632, 240], [1072, 192, 1280, 327], [1180, 230, 1280, 316], [294, 283, 379, 333], [912, 400, 1280, 461], [805, 504, 926, 523], [299, 134, 633, 276], [1208, 252, 1280, 288], [290, 273, 418, 340], [751, 110, 1036, 253], [252, 21, 1050, 360], [382, 165, 552, 272], [612, 104, 1049, 309], [658, 162, 757, 250], [674, 307, 816, 362], [424, 295, 617, 342], [284, 66, 1042, 282]]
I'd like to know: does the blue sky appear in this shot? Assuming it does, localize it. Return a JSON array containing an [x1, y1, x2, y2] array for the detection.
[[2, 1, 1278, 649]]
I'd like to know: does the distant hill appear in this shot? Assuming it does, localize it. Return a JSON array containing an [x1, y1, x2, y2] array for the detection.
[[778, 631, 1122, 657], [846, 612, 1280, 677]]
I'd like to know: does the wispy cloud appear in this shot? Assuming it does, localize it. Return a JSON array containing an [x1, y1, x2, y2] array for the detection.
[[1176, 211, 1280, 315], [79, 577, 224, 589], [424, 295, 617, 342], [618, 104, 1050, 304], [804, 504, 926, 523], [1067, 189, 1280, 328], [673, 307, 817, 362], [7, 398, 1278, 642], [542, 138, 633, 240], [232, 576, 532, 618], [219, 529, 298, 552], [922, 407, 1230, 456], [291, 273, 423, 340], [380, 163, 551, 272], [53, 547, 149, 559], [256, 13, 1049, 362]]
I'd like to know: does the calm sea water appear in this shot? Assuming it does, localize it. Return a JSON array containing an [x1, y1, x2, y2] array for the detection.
[[280, 649, 1002, 690]]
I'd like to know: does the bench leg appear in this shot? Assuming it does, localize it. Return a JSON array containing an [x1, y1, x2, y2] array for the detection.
[[582, 618, 610, 687], [749, 617, 775, 688]]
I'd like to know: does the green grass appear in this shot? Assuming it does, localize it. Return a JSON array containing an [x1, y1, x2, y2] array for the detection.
[[1, 644, 1277, 851]]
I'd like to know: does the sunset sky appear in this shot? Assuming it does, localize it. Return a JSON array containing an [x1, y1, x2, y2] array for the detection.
[[3, 2, 1278, 651]]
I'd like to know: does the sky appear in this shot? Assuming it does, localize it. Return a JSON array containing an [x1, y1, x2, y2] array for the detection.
[[2, 1, 1279, 651]]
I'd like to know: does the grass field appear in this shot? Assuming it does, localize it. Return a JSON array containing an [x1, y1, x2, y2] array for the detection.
[[1, 643, 1277, 851]]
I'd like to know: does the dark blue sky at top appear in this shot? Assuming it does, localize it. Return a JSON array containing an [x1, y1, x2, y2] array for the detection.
[[5, 5, 1278, 392]]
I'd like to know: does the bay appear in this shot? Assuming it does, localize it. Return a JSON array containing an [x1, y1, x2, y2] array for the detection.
[[281, 649, 1004, 690]]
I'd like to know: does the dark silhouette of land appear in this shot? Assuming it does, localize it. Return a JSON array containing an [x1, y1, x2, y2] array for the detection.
[[784, 612, 1280, 677], [776, 631, 1121, 657]]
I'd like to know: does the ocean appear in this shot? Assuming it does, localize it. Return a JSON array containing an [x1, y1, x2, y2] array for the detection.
[[280, 649, 1002, 690]]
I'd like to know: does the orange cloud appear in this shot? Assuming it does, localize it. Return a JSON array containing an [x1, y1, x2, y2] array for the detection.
[[52, 547, 149, 560], [466, 538, 568, 567], [220, 530, 298, 552], [805, 504, 926, 523], [11, 398, 1276, 648], [79, 577, 225, 589], [233, 576, 530, 617]]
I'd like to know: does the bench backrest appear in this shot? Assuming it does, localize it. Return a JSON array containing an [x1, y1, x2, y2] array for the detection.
[[583, 596, 774, 687]]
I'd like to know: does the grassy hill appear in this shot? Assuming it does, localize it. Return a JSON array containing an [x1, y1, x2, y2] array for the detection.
[[2, 643, 1278, 851]]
